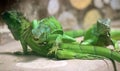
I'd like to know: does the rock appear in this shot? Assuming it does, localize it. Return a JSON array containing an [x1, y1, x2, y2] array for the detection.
[[83, 9, 102, 29], [0, 25, 10, 33], [103, 0, 110, 4], [0, 25, 13, 45], [0, 0, 16, 14], [70, 0, 92, 10], [58, 11, 79, 30], [0, 32, 13, 45], [111, 20, 120, 29], [16, 1, 34, 21], [110, 0, 120, 10], [16, 59, 67, 69], [94, 0, 104, 8], [14, 0, 48, 21], [47, 0, 60, 15], [102, 7, 115, 19]]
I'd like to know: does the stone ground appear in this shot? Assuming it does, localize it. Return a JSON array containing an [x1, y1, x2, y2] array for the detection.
[[0, 20, 120, 71], [0, 39, 120, 71]]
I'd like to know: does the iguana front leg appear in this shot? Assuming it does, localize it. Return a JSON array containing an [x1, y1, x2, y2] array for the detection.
[[48, 34, 76, 54], [20, 39, 28, 54], [14, 39, 28, 55], [48, 35, 62, 54]]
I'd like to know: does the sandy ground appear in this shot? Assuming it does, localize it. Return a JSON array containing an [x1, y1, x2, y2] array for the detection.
[[0, 40, 120, 71]]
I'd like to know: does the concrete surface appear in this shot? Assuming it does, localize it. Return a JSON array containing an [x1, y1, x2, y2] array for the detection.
[[0, 40, 120, 71]]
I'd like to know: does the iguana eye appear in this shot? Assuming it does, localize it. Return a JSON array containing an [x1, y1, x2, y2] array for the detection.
[[34, 37, 39, 41]]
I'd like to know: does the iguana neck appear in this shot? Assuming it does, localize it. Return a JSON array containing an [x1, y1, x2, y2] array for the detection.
[[93, 24, 109, 36]]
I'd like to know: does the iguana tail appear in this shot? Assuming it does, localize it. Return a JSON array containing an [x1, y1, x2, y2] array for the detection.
[[64, 29, 84, 38], [56, 43, 120, 62]]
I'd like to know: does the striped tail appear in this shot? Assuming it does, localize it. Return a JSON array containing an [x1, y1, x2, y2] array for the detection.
[[56, 43, 120, 62], [64, 29, 84, 38]]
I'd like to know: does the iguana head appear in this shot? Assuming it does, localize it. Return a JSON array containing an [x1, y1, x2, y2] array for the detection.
[[1, 11, 24, 40], [96, 19, 111, 35], [32, 19, 50, 42], [32, 16, 63, 43]]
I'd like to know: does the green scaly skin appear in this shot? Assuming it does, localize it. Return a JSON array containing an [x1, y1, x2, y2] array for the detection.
[[1, 11, 76, 57], [78, 19, 119, 71], [65, 28, 120, 40], [81, 19, 112, 45], [1, 11, 120, 63], [111, 30, 120, 40], [64, 29, 84, 38], [66, 19, 120, 71], [65, 19, 120, 71]]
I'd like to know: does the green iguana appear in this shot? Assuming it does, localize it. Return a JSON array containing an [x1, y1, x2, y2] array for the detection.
[[1, 11, 120, 68], [81, 19, 117, 47], [80, 19, 120, 71]]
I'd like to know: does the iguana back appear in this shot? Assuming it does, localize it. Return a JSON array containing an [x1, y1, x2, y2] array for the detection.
[[1, 11, 30, 40]]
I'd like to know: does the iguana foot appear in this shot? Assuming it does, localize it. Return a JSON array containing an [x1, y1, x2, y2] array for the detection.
[[48, 44, 59, 55], [48, 35, 61, 55]]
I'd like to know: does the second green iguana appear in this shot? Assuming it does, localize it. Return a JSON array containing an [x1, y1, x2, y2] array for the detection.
[[80, 19, 120, 71]]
